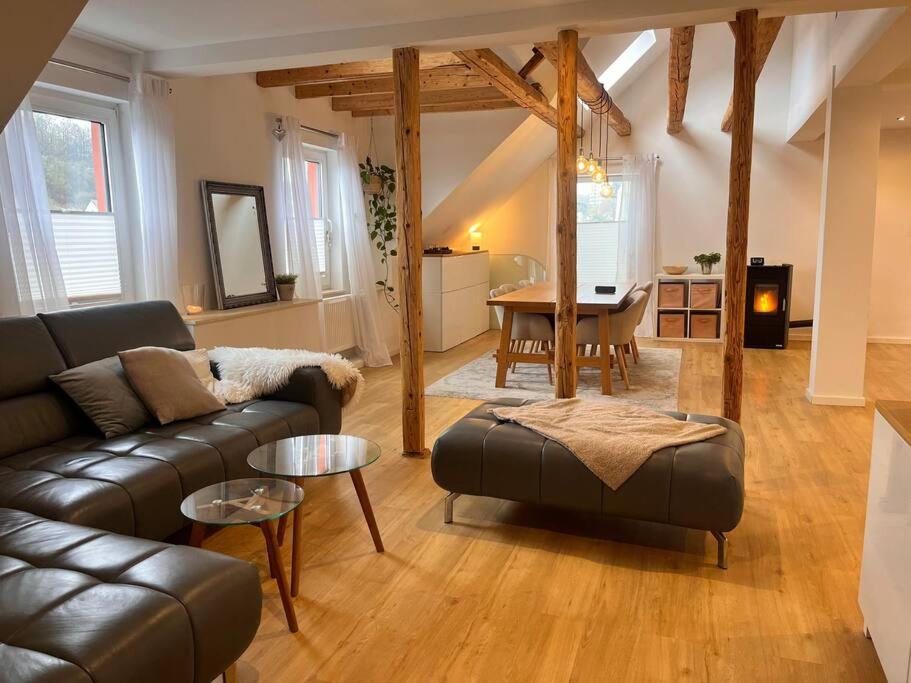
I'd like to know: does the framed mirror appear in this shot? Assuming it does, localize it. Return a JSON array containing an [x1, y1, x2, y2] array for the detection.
[[201, 181, 276, 309]]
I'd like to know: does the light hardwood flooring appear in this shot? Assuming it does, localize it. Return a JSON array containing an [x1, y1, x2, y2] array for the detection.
[[207, 332, 910, 682]]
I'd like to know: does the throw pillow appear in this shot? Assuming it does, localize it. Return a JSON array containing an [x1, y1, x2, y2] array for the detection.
[[181, 348, 217, 393], [50, 356, 151, 438], [119, 346, 225, 425]]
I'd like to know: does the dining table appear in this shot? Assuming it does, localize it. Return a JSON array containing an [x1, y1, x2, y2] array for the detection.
[[486, 281, 637, 395]]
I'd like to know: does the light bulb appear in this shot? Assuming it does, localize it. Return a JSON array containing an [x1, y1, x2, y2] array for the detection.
[[585, 155, 598, 174], [592, 167, 606, 184], [576, 154, 588, 173], [600, 183, 614, 198]]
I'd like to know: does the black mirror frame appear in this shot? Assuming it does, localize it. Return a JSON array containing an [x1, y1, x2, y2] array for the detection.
[[201, 180, 277, 309]]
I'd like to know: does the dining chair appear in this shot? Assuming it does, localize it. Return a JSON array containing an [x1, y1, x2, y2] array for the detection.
[[629, 281, 653, 364], [490, 284, 555, 383], [575, 290, 649, 389]]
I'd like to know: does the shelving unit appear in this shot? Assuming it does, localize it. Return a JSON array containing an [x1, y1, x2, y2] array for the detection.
[[653, 272, 725, 343]]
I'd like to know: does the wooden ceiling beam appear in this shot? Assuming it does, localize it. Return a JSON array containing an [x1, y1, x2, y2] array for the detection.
[[256, 52, 463, 87], [350, 100, 520, 117], [332, 86, 508, 112], [295, 67, 487, 98], [721, 16, 784, 132], [454, 48, 559, 128], [667, 26, 696, 134], [535, 41, 631, 136], [518, 48, 545, 79]]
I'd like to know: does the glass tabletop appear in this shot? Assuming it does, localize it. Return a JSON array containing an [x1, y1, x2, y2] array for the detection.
[[180, 477, 303, 526], [247, 434, 382, 478]]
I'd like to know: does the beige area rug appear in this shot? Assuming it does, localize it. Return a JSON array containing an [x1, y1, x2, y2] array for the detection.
[[426, 347, 682, 411]]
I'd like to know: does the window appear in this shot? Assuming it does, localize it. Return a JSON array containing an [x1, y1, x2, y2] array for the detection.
[[577, 175, 628, 282], [300, 144, 341, 291], [30, 93, 131, 305]]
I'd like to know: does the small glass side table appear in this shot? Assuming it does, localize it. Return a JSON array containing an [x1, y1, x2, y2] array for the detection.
[[247, 434, 383, 597], [180, 477, 303, 633]]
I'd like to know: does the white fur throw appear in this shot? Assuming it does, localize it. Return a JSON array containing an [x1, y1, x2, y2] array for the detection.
[[208, 347, 365, 408]]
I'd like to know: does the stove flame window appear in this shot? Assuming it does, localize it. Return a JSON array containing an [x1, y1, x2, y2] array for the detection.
[[753, 284, 779, 314]]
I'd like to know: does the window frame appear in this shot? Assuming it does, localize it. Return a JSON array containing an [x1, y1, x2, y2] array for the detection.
[[299, 141, 343, 292], [29, 89, 134, 305], [576, 173, 626, 283]]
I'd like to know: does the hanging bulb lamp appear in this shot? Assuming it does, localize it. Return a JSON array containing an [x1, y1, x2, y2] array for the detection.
[[600, 183, 614, 198], [592, 166, 606, 183], [576, 154, 588, 173], [586, 154, 598, 174]]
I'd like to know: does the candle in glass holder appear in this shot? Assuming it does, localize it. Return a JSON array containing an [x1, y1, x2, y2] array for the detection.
[[185, 304, 203, 315], [182, 283, 206, 316]]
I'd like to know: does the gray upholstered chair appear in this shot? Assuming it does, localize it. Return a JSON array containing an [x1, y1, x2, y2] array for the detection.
[[490, 283, 555, 383], [576, 290, 649, 389], [629, 280, 653, 363]]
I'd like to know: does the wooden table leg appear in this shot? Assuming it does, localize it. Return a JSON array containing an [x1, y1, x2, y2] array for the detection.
[[598, 310, 613, 395], [291, 478, 304, 597], [350, 470, 384, 552], [277, 514, 288, 546], [495, 308, 514, 388], [260, 519, 298, 633], [188, 522, 206, 548]]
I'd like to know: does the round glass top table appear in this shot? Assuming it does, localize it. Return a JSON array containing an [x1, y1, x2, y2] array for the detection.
[[180, 477, 302, 632], [247, 435, 384, 597]]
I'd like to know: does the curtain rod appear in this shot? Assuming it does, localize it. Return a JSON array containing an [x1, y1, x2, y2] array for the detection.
[[47, 58, 131, 83], [299, 122, 339, 139], [600, 155, 661, 162]]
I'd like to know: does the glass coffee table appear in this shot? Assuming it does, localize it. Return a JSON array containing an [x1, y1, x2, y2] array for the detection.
[[247, 434, 382, 597], [181, 477, 303, 632]]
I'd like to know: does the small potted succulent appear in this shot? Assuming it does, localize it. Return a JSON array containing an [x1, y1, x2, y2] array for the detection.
[[694, 252, 722, 275], [275, 273, 298, 301]]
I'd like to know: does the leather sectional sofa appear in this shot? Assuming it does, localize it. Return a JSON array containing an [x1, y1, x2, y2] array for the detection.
[[0, 301, 343, 681]]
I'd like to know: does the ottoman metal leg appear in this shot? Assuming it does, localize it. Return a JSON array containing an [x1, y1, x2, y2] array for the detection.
[[711, 531, 728, 569], [444, 493, 461, 524]]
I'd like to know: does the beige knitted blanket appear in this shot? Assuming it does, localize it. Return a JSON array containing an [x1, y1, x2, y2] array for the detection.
[[489, 398, 727, 490]]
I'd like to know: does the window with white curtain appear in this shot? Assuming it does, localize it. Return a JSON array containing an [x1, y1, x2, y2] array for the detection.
[[29, 92, 131, 306], [576, 175, 628, 283], [300, 143, 343, 291]]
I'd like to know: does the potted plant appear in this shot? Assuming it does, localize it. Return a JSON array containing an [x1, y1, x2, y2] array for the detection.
[[359, 157, 399, 311], [694, 252, 722, 275], [275, 273, 298, 301]]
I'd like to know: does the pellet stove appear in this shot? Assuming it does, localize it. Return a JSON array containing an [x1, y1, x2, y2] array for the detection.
[[744, 264, 793, 349]]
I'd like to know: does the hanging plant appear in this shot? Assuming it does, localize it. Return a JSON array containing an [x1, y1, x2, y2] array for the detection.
[[359, 156, 398, 311]]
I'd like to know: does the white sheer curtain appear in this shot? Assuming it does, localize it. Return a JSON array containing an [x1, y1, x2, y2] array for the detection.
[[618, 153, 658, 336], [279, 116, 326, 348], [129, 74, 180, 306], [0, 98, 69, 316], [337, 134, 391, 366]]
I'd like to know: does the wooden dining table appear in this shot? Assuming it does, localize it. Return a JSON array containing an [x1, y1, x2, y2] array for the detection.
[[486, 281, 637, 395]]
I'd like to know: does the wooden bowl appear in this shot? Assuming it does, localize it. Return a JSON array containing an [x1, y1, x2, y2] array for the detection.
[[662, 265, 688, 275]]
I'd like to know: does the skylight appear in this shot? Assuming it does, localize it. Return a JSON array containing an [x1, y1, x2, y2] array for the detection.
[[598, 30, 657, 91]]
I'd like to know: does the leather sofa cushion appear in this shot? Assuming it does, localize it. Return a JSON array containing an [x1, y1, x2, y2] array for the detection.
[[431, 399, 746, 533], [39, 300, 195, 368], [0, 393, 85, 460], [0, 316, 66, 400], [0, 399, 320, 540], [0, 508, 261, 683]]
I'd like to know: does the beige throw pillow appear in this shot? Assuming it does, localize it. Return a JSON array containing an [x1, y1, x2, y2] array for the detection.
[[181, 348, 217, 393], [119, 346, 225, 425]]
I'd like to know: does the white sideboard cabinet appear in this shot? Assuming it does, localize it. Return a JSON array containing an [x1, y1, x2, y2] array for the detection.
[[422, 250, 490, 352]]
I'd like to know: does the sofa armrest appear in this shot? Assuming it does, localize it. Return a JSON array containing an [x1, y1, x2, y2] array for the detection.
[[264, 367, 343, 434]]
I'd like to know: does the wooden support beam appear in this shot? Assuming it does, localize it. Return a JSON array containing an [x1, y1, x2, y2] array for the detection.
[[294, 67, 487, 98], [518, 48, 545, 79], [257, 52, 462, 87], [535, 41, 631, 136], [454, 48, 559, 128], [332, 86, 508, 111], [667, 26, 696, 134], [349, 100, 519, 117], [554, 30, 578, 399], [722, 9, 758, 423], [721, 16, 783, 132], [393, 47, 427, 457]]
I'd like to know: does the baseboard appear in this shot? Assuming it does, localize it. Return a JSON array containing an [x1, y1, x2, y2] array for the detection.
[[867, 336, 911, 345], [805, 389, 867, 407]]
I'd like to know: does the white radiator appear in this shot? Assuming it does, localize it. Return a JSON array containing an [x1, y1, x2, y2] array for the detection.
[[322, 296, 357, 353]]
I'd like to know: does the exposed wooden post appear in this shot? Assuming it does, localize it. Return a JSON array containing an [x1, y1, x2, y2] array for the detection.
[[667, 26, 696, 134], [721, 16, 783, 132], [722, 9, 758, 423], [554, 29, 578, 399], [393, 47, 427, 457]]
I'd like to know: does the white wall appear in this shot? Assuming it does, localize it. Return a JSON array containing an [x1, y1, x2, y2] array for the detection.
[[870, 128, 911, 342], [464, 21, 825, 323]]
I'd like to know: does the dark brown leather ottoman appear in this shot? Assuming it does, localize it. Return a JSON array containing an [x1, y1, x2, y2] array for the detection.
[[0, 508, 261, 683], [431, 398, 746, 568]]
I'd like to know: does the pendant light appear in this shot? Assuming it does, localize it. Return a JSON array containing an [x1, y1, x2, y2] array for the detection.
[[599, 100, 614, 198], [575, 100, 587, 173]]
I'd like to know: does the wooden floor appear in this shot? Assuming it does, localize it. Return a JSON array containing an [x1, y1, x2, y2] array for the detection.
[[207, 332, 910, 682]]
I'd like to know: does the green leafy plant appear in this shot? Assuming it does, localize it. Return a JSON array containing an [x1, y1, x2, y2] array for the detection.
[[693, 252, 722, 265], [275, 273, 298, 285], [359, 157, 398, 311]]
